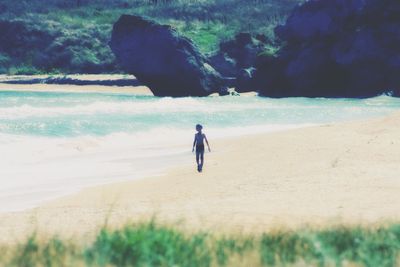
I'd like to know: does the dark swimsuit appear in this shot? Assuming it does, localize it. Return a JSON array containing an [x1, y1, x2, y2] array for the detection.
[[196, 144, 205, 153], [195, 133, 205, 153]]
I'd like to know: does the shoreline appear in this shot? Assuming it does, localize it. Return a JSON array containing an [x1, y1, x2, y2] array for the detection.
[[1, 113, 400, 242]]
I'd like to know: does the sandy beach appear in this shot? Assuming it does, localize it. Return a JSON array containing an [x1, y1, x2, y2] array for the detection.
[[1, 112, 400, 243]]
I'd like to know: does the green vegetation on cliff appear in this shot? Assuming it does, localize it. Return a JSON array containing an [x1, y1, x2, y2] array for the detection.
[[0, 0, 303, 74], [1, 221, 400, 266]]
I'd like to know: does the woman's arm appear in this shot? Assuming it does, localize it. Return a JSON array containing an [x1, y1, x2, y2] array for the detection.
[[192, 135, 197, 152], [204, 134, 211, 152]]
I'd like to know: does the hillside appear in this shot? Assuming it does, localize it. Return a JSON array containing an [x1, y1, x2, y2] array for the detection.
[[0, 0, 303, 74]]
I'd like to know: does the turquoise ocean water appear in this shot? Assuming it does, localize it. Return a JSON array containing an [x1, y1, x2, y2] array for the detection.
[[1, 91, 400, 137], [1, 90, 400, 211]]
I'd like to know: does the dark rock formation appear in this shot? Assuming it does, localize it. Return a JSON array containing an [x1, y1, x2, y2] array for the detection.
[[110, 15, 226, 97], [208, 53, 237, 78], [0, 75, 140, 87], [208, 33, 268, 92], [255, 0, 400, 98]]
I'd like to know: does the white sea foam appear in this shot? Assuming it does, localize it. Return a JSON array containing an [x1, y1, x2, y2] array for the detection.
[[0, 96, 345, 119], [0, 98, 260, 119]]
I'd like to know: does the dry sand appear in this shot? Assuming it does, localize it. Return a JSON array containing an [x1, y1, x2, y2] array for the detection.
[[1, 113, 400, 242], [0, 83, 153, 95]]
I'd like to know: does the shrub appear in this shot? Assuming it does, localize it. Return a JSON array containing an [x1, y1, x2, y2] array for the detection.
[[1, 222, 400, 267], [0, 0, 304, 73]]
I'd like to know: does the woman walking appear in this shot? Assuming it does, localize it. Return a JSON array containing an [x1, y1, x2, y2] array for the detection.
[[192, 124, 211, 172]]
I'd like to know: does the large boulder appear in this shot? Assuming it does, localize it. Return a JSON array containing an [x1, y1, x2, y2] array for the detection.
[[208, 33, 268, 92], [110, 15, 226, 97], [255, 0, 400, 98]]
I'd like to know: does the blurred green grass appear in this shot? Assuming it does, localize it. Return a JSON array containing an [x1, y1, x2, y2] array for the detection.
[[2, 221, 400, 266]]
